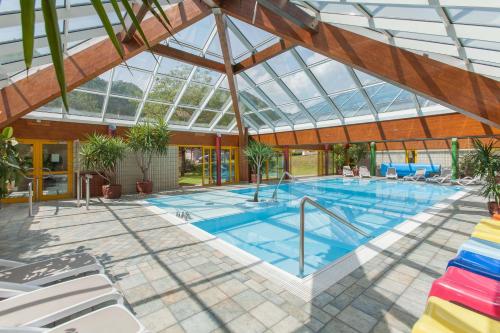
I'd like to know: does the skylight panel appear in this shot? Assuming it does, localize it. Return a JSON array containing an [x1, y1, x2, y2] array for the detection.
[[307, 2, 362, 16], [147, 75, 184, 103], [446, 8, 500, 27], [363, 5, 441, 22], [295, 46, 328, 66], [170, 107, 197, 125], [194, 111, 218, 127], [179, 83, 211, 107], [105, 97, 140, 121], [67, 91, 104, 117], [140, 102, 171, 121], [157, 57, 193, 79], [245, 65, 273, 84], [353, 70, 381, 86], [192, 68, 221, 86], [303, 98, 337, 122], [260, 81, 293, 105], [110, 66, 151, 99], [173, 15, 215, 49], [227, 29, 251, 60], [206, 89, 231, 110], [281, 71, 321, 100], [126, 52, 157, 72], [79, 71, 111, 93], [332, 91, 371, 118], [310, 60, 356, 94], [227, 16, 276, 48], [240, 89, 270, 110], [214, 114, 235, 129], [266, 51, 301, 76]]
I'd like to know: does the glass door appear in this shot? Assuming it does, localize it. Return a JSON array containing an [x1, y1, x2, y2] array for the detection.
[[39, 142, 73, 200], [3, 142, 35, 202]]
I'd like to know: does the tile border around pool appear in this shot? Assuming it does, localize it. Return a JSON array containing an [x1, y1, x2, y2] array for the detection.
[[138, 185, 469, 301]]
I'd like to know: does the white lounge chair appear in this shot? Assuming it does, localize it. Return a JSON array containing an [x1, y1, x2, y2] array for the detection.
[[343, 166, 354, 177], [403, 168, 426, 181], [386, 167, 398, 180], [451, 175, 482, 186], [358, 166, 371, 178], [0, 253, 103, 292], [0, 274, 122, 328], [426, 168, 451, 184], [0, 305, 147, 333]]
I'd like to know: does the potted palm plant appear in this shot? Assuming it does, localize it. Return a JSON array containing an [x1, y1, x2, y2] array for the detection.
[[244, 141, 275, 202], [126, 118, 170, 194], [80, 133, 127, 199], [470, 138, 500, 215], [332, 144, 345, 175], [0, 127, 25, 205]]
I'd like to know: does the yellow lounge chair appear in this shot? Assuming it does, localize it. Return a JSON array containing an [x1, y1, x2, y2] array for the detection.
[[472, 220, 500, 244], [412, 296, 500, 333]]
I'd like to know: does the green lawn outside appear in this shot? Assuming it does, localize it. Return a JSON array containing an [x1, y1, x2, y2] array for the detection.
[[179, 171, 202, 186], [290, 153, 319, 176]]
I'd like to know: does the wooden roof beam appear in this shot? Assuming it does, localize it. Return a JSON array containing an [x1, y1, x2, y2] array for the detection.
[[0, 0, 211, 127], [233, 39, 295, 74], [151, 44, 226, 73], [220, 0, 500, 128], [123, 1, 152, 42]]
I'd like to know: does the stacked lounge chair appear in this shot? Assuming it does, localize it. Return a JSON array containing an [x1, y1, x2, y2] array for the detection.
[[412, 217, 500, 333], [0, 253, 146, 332], [385, 167, 398, 180], [343, 166, 354, 177], [358, 166, 371, 178]]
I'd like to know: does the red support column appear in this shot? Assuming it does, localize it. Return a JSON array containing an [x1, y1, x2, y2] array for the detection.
[[283, 146, 290, 178], [216, 133, 222, 186]]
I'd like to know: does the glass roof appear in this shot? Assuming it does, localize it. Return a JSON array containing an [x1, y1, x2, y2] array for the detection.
[[294, 1, 500, 81], [2, 2, 486, 134]]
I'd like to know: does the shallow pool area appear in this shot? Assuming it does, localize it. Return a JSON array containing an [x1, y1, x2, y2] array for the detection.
[[146, 178, 461, 277]]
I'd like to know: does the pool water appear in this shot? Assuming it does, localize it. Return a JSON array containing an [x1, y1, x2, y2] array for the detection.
[[147, 178, 460, 277]]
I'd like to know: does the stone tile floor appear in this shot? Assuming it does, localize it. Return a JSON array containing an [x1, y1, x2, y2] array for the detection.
[[0, 185, 488, 333]]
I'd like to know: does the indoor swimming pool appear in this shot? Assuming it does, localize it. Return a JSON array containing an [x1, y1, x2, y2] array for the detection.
[[146, 178, 461, 277]]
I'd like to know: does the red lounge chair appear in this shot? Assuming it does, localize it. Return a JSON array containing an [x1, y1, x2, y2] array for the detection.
[[428, 266, 500, 319]]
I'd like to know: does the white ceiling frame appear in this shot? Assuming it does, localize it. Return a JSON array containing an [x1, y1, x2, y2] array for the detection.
[[306, 0, 500, 8]]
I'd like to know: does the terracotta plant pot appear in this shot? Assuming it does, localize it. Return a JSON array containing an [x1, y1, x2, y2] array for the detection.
[[136, 180, 153, 194], [487, 201, 500, 216], [102, 184, 122, 199]]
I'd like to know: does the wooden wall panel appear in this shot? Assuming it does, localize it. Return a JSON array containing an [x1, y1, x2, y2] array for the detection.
[[253, 114, 499, 148], [10, 119, 239, 146]]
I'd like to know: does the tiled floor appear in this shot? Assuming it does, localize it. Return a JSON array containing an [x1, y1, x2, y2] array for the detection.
[[0, 185, 488, 333]]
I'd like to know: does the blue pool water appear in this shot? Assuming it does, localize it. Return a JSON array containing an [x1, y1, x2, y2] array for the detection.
[[147, 178, 460, 277]]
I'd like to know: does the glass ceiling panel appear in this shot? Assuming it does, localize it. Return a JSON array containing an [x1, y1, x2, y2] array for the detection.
[[227, 29, 250, 61], [110, 66, 151, 99], [354, 69, 382, 86], [417, 96, 438, 109], [228, 16, 277, 48], [279, 104, 310, 125], [105, 97, 140, 121], [79, 71, 111, 94], [259, 81, 293, 105], [332, 91, 371, 118], [281, 71, 321, 100], [214, 114, 235, 130], [364, 5, 441, 22], [245, 113, 266, 128], [147, 75, 184, 103], [173, 15, 215, 49], [266, 51, 301, 76], [310, 61, 356, 94], [127, 52, 157, 72], [240, 90, 269, 110], [141, 102, 171, 121], [194, 110, 218, 127], [306, 2, 362, 16], [40, 98, 63, 114], [170, 107, 196, 125], [206, 89, 231, 110], [245, 64, 273, 84], [179, 83, 211, 107], [261, 110, 288, 127], [302, 98, 337, 122], [157, 57, 193, 79], [446, 8, 500, 27], [69, 13, 120, 32], [67, 90, 104, 117], [460, 39, 500, 52], [192, 68, 221, 85], [296, 46, 328, 66], [365, 83, 411, 113]]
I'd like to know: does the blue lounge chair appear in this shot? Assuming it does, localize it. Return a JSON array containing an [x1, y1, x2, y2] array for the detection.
[[447, 250, 500, 281]]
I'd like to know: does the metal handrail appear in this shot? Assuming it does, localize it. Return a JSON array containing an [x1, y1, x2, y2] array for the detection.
[[299, 196, 370, 276], [271, 171, 296, 201]]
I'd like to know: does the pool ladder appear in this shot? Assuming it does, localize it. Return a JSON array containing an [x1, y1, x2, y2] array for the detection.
[[271, 171, 296, 201], [299, 196, 370, 277]]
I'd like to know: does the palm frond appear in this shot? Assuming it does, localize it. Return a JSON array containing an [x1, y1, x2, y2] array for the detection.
[[21, 0, 36, 72]]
